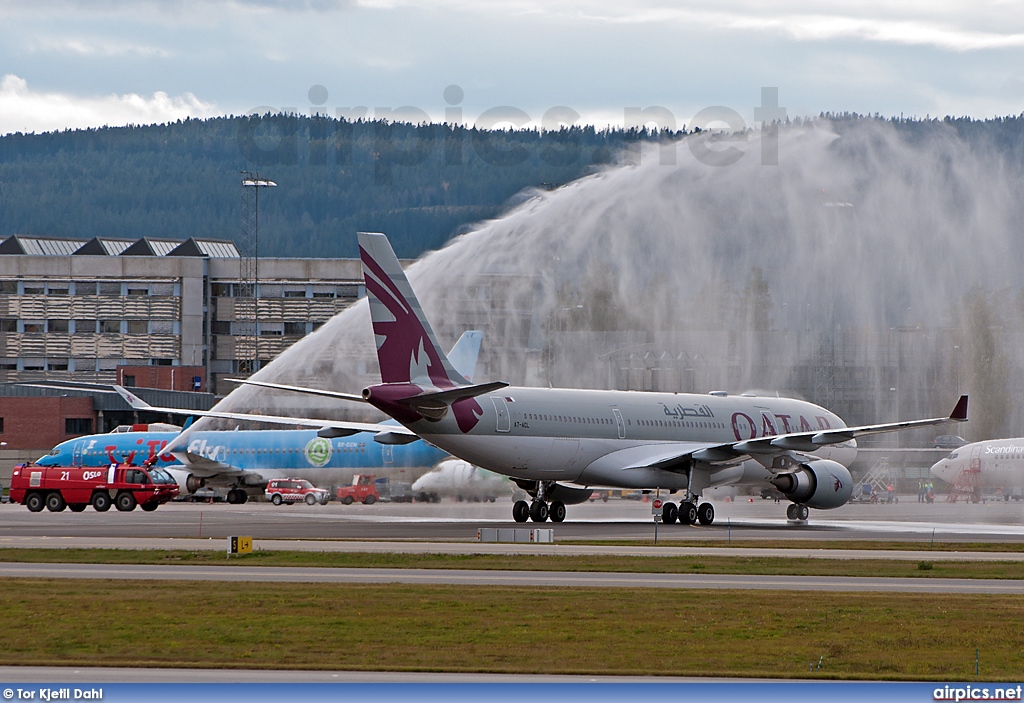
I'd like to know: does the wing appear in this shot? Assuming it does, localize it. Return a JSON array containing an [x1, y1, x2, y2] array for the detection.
[[170, 451, 245, 476], [110, 385, 417, 441], [598, 395, 969, 474]]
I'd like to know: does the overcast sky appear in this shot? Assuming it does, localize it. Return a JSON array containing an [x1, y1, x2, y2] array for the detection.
[[1, 0, 1022, 134]]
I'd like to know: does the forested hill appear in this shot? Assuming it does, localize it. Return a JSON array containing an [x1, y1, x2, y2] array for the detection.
[[1, 113, 1023, 258], [0, 115, 680, 258]]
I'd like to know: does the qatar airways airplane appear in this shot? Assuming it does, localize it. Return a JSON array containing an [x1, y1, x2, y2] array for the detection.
[[243, 232, 969, 524]]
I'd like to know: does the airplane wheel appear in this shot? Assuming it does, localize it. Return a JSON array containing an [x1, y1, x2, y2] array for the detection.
[[69, 504, 87, 513], [697, 502, 714, 525], [271, 494, 283, 506], [45, 492, 67, 512], [662, 502, 678, 525], [26, 493, 45, 513], [92, 492, 112, 512], [550, 501, 566, 523], [797, 505, 809, 521], [786, 503, 797, 520], [141, 502, 159, 512], [680, 502, 697, 525], [530, 501, 549, 522], [512, 500, 530, 523]]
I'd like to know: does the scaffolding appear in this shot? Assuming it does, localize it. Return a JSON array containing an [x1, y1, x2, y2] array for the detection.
[[855, 457, 892, 502], [944, 464, 982, 503]]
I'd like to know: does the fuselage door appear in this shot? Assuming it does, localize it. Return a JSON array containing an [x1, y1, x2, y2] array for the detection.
[[492, 397, 511, 433], [382, 445, 394, 466], [612, 409, 625, 439], [72, 441, 85, 467]]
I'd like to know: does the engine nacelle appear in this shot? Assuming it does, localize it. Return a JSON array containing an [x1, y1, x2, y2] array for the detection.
[[185, 473, 206, 494], [770, 460, 852, 509]]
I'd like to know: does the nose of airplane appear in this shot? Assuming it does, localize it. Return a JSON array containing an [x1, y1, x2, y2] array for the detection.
[[930, 458, 956, 483]]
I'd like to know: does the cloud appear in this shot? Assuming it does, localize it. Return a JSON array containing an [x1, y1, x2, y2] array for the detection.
[[0, 75, 220, 135], [351, 0, 1024, 52], [27, 36, 174, 58]]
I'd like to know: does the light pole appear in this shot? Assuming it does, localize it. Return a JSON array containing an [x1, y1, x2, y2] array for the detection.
[[239, 173, 276, 375]]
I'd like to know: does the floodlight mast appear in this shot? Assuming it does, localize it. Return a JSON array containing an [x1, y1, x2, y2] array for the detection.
[[239, 172, 277, 375]]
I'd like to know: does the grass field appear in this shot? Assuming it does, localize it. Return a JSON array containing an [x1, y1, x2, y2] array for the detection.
[[2, 579, 1022, 680], [2, 547, 1024, 579]]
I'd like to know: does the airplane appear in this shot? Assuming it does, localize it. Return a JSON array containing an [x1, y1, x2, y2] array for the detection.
[[35, 331, 482, 504], [930, 439, 1024, 502], [411, 458, 515, 503], [241, 231, 969, 524]]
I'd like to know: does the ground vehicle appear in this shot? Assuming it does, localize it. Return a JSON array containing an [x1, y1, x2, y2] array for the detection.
[[933, 435, 966, 449], [9, 463, 179, 512], [265, 478, 330, 506], [335, 474, 379, 505]]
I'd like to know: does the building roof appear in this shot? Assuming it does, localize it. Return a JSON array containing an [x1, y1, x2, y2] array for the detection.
[[0, 234, 239, 258]]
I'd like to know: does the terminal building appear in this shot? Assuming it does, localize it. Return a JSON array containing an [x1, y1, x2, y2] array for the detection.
[[0, 233, 369, 477], [0, 234, 366, 397]]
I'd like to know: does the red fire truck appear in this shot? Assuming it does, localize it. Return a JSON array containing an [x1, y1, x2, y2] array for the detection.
[[9, 463, 180, 513]]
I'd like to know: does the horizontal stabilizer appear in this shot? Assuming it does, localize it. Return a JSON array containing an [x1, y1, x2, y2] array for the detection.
[[109, 386, 417, 439], [401, 382, 510, 409], [227, 379, 366, 403], [373, 431, 422, 445]]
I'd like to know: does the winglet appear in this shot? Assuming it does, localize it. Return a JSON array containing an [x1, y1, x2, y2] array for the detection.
[[112, 384, 153, 410], [950, 395, 969, 422]]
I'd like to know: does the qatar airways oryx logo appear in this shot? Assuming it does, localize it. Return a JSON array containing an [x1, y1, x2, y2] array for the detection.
[[833, 475, 844, 493]]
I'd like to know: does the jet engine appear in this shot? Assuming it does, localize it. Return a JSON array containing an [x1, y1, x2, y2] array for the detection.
[[185, 473, 206, 494], [769, 460, 852, 509]]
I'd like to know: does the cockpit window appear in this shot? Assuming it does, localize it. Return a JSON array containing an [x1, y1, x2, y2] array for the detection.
[[148, 469, 176, 484], [948, 452, 958, 460], [49, 449, 59, 456]]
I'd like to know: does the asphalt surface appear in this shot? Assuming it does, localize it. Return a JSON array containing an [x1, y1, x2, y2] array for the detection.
[[2, 494, 1024, 542], [2, 561, 1023, 593]]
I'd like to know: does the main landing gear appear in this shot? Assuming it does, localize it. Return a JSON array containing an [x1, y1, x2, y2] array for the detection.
[[660, 500, 715, 526], [786, 503, 809, 521], [513, 499, 567, 523], [226, 488, 248, 504]]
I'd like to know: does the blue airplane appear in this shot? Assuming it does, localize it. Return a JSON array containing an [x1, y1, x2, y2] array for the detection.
[[36, 331, 482, 504]]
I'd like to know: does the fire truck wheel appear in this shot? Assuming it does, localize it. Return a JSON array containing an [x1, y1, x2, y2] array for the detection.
[[115, 491, 137, 512], [305, 493, 317, 506], [271, 494, 283, 506], [68, 504, 87, 513], [92, 492, 112, 512], [141, 502, 159, 512], [25, 493, 45, 513], [363, 494, 376, 505], [45, 492, 67, 512]]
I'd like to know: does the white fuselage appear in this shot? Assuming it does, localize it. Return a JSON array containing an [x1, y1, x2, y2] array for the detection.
[[402, 387, 857, 492], [931, 439, 1024, 490]]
